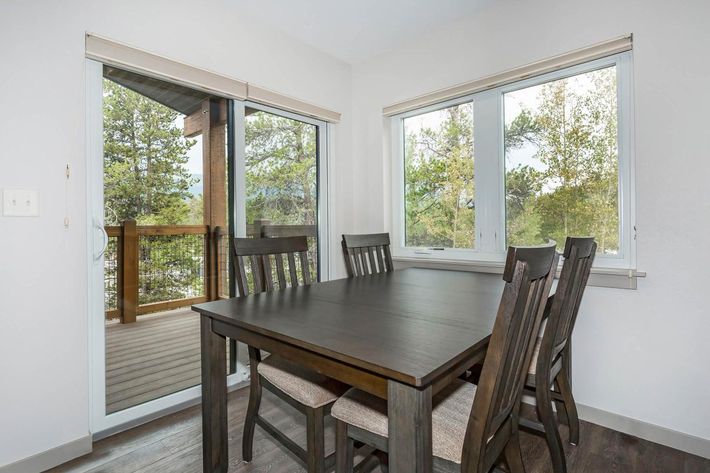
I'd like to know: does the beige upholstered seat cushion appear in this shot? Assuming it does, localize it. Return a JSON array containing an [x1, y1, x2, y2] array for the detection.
[[257, 355, 348, 408], [527, 318, 548, 376], [331, 378, 476, 464], [528, 337, 543, 376]]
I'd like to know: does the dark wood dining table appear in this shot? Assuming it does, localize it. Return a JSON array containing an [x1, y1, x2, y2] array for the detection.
[[193, 267, 505, 473]]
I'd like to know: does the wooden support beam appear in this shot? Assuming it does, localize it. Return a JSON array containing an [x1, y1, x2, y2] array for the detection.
[[119, 219, 138, 324], [183, 101, 228, 138], [201, 98, 228, 302]]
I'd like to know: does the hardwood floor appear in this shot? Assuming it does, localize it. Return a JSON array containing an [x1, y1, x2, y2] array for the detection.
[[50, 385, 710, 473]]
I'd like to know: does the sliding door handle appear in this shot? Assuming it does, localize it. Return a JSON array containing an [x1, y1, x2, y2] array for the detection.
[[94, 218, 109, 260]]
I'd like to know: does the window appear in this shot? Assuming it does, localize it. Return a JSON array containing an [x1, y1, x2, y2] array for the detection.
[[392, 52, 634, 269], [403, 102, 474, 249], [244, 105, 320, 277], [234, 102, 330, 279]]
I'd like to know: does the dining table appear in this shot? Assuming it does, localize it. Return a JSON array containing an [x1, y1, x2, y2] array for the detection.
[[193, 267, 506, 473]]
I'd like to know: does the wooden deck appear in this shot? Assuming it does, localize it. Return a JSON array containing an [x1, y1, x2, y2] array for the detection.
[[106, 308, 207, 414]]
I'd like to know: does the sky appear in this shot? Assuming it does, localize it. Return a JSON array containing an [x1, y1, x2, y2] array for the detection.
[[175, 115, 204, 176]]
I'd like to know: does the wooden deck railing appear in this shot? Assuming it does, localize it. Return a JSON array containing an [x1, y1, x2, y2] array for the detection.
[[105, 219, 316, 323]]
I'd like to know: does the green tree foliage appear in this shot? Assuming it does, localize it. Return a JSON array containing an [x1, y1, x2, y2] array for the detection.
[[505, 67, 619, 253], [103, 79, 203, 307], [245, 111, 317, 226], [103, 79, 197, 225], [244, 110, 319, 275], [405, 103, 475, 248], [404, 68, 619, 255]]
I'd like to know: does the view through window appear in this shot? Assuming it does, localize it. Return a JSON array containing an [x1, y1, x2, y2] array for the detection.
[[244, 107, 320, 278], [395, 54, 630, 263], [102, 67, 230, 414], [403, 102, 475, 249], [504, 66, 619, 254]]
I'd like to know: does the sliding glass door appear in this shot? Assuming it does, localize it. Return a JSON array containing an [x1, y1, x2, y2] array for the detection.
[[243, 105, 322, 278], [88, 61, 329, 434], [88, 59, 240, 433]]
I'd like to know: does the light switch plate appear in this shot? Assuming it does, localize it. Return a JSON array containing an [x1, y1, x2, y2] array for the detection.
[[3, 189, 39, 216]]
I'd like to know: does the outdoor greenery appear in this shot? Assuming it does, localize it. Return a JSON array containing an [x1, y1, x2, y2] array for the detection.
[[245, 110, 317, 227], [103, 84, 320, 312], [404, 66, 619, 254], [245, 110, 319, 274], [102, 65, 618, 314], [505, 67, 619, 253], [103, 80, 200, 226], [103, 79, 204, 309], [404, 103, 475, 248]]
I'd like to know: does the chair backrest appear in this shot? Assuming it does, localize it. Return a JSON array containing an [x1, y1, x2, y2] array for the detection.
[[231, 236, 312, 296], [341, 233, 394, 277], [462, 242, 559, 472], [538, 237, 596, 370]]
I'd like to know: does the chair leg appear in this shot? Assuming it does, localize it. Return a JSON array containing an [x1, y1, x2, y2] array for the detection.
[[551, 379, 568, 426], [376, 450, 389, 473], [336, 420, 354, 473], [536, 384, 567, 473], [242, 352, 262, 462], [556, 369, 580, 446], [306, 406, 326, 473], [503, 430, 526, 473]]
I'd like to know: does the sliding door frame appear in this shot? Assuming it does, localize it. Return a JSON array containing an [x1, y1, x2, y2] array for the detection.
[[85, 59, 247, 437], [87, 62, 332, 437]]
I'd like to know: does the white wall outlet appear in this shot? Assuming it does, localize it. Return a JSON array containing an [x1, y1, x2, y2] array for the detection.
[[3, 189, 39, 217]]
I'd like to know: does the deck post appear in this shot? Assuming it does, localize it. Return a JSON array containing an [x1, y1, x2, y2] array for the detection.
[[119, 219, 138, 324], [253, 218, 271, 238], [202, 99, 228, 302]]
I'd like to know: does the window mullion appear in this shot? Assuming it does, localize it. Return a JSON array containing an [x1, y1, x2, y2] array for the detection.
[[473, 90, 504, 254]]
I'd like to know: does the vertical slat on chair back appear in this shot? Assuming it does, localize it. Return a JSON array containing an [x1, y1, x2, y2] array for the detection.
[[231, 236, 311, 296], [461, 243, 558, 472], [341, 233, 394, 277], [549, 237, 596, 350]]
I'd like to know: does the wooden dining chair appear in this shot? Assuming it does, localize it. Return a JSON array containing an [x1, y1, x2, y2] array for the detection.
[[232, 236, 348, 473], [341, 233, 394, 277], [331, 242, 559, 473], [519, 237, 596, 473]]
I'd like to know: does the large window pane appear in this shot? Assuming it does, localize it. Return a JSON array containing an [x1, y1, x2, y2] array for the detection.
[[245, 107, 319, 277], [404, 102, 475, 248], [504, 66, 619, 254], [102, 68, 231, 414]]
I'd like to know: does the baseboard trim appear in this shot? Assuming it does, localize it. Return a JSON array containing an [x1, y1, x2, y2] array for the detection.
[[576, 403, 710, 460], [0, 435, 92, 473], [522, 395, 710, 459]]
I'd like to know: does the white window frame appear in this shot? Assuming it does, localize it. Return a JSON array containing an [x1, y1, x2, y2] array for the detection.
[[391, 52, 635, 271]]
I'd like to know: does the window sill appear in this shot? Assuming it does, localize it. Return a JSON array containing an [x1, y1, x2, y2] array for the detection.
[[392, 256, 646, 290]]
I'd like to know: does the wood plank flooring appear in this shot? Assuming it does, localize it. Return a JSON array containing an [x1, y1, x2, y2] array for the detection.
[[106, 309, 206, 414], [51, 385, 710, 473]]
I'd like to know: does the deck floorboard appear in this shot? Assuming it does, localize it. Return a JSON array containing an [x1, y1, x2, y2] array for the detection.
[[105, 308, 226, 414]]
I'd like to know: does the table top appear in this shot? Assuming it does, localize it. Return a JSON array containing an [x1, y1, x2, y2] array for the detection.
[[193, 268, 505, 387]]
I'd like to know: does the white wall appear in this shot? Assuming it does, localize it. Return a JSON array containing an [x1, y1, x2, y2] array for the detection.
[[2, 0, 709, 467], [0, 0, 352, 466], [350, 0, 710, 444]]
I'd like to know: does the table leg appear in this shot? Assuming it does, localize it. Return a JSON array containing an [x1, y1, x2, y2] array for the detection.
[[387, 380, 432, 473], [201, 316, 228, 473]]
